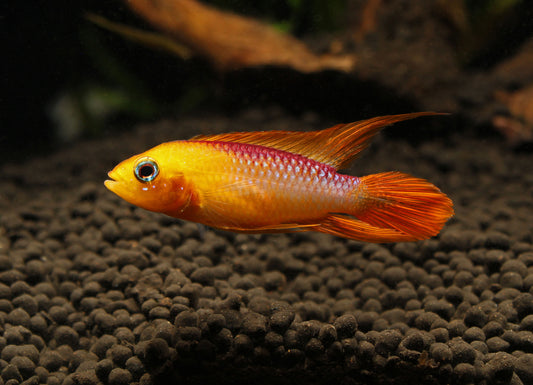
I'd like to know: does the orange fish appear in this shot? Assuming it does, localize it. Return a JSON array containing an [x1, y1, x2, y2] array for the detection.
[[105, 113, 453, 242]]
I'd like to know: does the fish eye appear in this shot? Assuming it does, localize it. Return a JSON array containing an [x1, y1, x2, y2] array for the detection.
[[134, 158, 159, 183]]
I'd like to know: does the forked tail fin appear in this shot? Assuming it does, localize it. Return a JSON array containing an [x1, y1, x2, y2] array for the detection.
[[354, 171, 454, 240]]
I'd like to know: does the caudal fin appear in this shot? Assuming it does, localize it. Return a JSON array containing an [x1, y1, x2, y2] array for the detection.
[[352, 171, 454, 241]]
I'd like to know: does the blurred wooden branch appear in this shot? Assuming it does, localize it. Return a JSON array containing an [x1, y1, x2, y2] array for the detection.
[[124, 0, 355, 73], [493, 85, 533, 145], [87, 13, 193, 59], [352, 0, 382, 42]]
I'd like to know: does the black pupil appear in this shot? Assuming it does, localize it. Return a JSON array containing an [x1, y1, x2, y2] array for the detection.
[[139, 164, 154, 178]]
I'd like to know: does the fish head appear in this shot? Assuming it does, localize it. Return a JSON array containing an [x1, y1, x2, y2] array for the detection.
[[105, 143, 192, 215]]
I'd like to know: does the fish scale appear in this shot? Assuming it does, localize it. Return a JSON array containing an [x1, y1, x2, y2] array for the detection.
[[188, 141, 359, 227]]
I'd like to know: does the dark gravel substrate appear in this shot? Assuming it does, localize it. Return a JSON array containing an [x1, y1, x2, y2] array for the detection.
[[1, 110, 532, 385]]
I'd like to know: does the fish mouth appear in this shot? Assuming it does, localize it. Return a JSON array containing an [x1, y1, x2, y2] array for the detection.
[[104, 171, 119, 192]]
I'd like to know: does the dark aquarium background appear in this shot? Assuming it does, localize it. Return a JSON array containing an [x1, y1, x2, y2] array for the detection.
[[1, 1, 533, 385]]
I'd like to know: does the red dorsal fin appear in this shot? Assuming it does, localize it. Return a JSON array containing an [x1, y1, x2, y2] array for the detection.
[[190, 112, 445, 170]]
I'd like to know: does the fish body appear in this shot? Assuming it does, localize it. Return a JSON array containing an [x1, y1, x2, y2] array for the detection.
[[167, 140, 357, 227], [105, 113, 454, 242]]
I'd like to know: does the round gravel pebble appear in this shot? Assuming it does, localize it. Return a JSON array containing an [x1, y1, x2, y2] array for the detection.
[[10, 356, 35, 379], [270, 310, 295, 332], [108, 367, 133, 385], [520, 315, 533, 331], [264, 331, 283, 349], [149, 306, 170, 320], [333, 314, 357, 338], [454, 363, 476, 383], [318, 324, 337, 346], [175, 310, 198, 327], [48, 306, 68, 324], [190, 267, 215, 286], [514, 354, 533, 384], [486, 336, 511, 352], [95, 358, 113, 381], [90, 335, 117, 359], [2, 364, 23, 382], [358, 340, 375, 361], [141, 338, 170, 371], [107, 345, 133, 367], [53, 326, 79, 348], [39, 350, 65, 372], [382, 266, 406, 287], [125, 356, 145, 381], [483, 321, 504, 338], [485, 352, 516, 383], [375, 329, 402, 355], [463, 327, 485, 342], [464, 306, 488, 327], [242, 313, 267, 339], [6, 308, 31, 328], [513, 293, 533, 318], [430, 342, 452, 362], [234, 334, 254, 354], [485, 231, 511, 249], [206, 313, 226, 333], [114, 327, 135, 344], [449, 338, 476, 365], [12, 294, 38, 316]]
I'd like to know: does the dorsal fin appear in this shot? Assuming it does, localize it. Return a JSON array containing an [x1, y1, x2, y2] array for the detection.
[[190, 112, 445, 170]]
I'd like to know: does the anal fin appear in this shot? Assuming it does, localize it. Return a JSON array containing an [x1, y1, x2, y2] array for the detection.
[[316, 214, 418, 243]]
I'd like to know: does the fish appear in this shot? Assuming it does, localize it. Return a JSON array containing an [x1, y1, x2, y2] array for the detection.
[[105, 112, 454, 242]]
